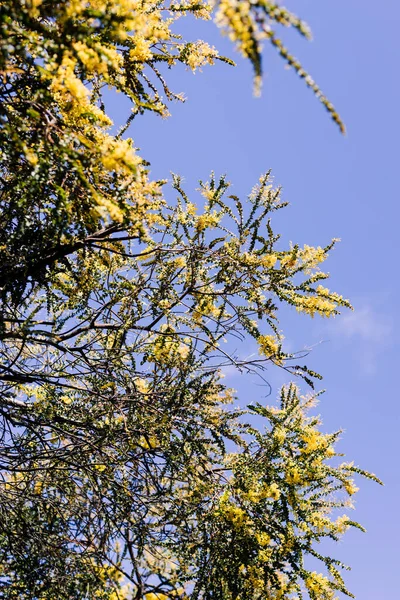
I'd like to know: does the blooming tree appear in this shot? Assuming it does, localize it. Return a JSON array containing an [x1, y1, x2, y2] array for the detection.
[[0, 2, 379, 599]]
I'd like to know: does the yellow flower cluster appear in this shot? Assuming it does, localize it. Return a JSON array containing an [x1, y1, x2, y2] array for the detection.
[[23, 146, 39, 167], [255, 531, 271, 547], [139, 435, 159, 450], [242, 482, 281, 503], [258, 334, 280, 357], [73, 41, 122, 74], [300, 510, 351, 539], [182, 41, 220, 71], [249, 176, 276, 203], [280, 243, 330, 272], [215, 0, 264, 93], [305, 572, 336, 600], [215, 0, 257, 60], [245, 564, 265, 592], [135, 378, 149, 394], [28, 0, 225, 231], [218, 500, 250, 528], [260, 253, 278, 268], [91, 558, 132, 598], [195, 211, 221, 232], [309, 511, 334, 534], [335, 515, 350, 534], [129, 36, 154, 62], [109, 586, 131, 600], [289, 287, 345, 318], [64, 0, 170, 45], [91, 561, 124, 584], [174, 256, 186, 268], [267, 482, 281, 501], [300, 428, 328, 454], [61, 395, 73, 405], [148, 329, 190, 365], [100, 138, 140, 174], [145, 594, 170, 600], [193, 300, 220, 324], [186, 202, 197, 215], [280, 254, 297, 269], [345, 480, 359, 496], [26, 0, 43, 18], [298, 244, 327, 270], [241, 251, 277, 269], [285, 467, 302, 486], [50, 54, 90, 102], [273, 427, 286, 444]]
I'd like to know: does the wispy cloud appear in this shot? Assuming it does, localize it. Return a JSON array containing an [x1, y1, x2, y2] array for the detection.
[[326, 305, 393, 374]]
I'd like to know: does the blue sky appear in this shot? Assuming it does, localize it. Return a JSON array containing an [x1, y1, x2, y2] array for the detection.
[[109, 2, 399, 597]]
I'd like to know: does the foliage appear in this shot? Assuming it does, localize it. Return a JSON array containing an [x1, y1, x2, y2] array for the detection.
[[0, 1, 377, 599], [0, 0, 343, 300]]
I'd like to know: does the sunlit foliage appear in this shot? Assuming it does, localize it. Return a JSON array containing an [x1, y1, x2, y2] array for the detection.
[[0, 1, 375, 599]]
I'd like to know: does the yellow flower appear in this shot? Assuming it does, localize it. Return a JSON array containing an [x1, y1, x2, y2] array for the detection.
[[316, 284, 331, 296], [258, 334, 279, 357], [285, 467, 302, 486], [258, 483, 281, 501], [273, 427, 286, 444], [158, 299, 171, 310], [139, 435, 158, 449], [261, 254, 277, 268], [280, 254, 297, 269], [145, 594, 169, 600], [255, 531, 270, 547], [50, 55, 90, 101], [301, 429, 327, 453], [174, 257, 186, 268], [24, 149, 38, 166], [195, 211, 221, 232], [258, 548, 272, 563], [177, 344, 190, 359], [95, 464, 107, 472], [268, 482, 281, 501], [335, 515, 350, 534], [27, 0, 43, 17], [243, 488, 262, 503], [310, 511, 331, 533], [73, 41, 108, 74], [345, 480, 359, 496], [325, 445, 336, 457], [129, 36, 153, 62], [305, 572, 335, 599], [186, 202, 197, 215], [298, 244, 326, 269], [183, 41, 219, 71], [135, 378, 149, 393], [33, 480, 44, 495], [100, 137, 139, 173], [60, 395, 72, 405]]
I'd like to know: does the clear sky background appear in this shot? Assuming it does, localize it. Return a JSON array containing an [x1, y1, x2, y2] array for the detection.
[[109, 2, 399, 597]]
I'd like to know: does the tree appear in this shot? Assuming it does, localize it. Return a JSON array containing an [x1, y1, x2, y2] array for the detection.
[[0, 2, 380, 599]]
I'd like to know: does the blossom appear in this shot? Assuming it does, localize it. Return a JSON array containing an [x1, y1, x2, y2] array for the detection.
[[129, 36, 153, 62], [181, 41, 219, 72], [258, 334, 279, 357], [273, 427, 286, 444], [345, 480, 359, 496], [195, 211, 221, 232], [261, 253, 277, 268], [335, 515, 350, 534], [135, 378, 149, 393], [285, 467, 302, 486]]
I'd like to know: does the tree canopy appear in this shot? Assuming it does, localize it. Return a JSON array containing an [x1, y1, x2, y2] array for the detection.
[[0, 2, 379, 599]]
